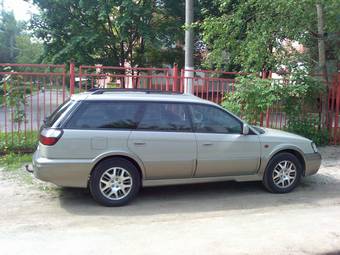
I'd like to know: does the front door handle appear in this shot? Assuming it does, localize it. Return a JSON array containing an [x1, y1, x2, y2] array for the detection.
[[202, 142, 213, 146]]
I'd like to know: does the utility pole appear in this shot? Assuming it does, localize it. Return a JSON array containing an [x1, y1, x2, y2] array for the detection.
[[184, 0, 194, 94]]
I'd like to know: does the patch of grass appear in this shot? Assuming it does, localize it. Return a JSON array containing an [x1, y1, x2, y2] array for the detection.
[[0, 131, 38, 154], [0, 153, 32, 171]]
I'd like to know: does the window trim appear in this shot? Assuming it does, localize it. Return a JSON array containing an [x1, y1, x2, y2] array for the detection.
[[60, 99, 255, 135]]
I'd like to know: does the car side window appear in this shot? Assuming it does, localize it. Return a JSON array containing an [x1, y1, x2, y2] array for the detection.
[[189, 104, 242, 134], [137, 102, 192, 132], [65, 101, 143, 129]]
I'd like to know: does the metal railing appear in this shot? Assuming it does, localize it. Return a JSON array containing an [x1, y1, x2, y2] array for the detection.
[[0, 62, 339, 149]]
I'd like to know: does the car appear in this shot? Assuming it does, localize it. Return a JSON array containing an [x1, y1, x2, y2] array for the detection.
[[32, 88, 321, 206]]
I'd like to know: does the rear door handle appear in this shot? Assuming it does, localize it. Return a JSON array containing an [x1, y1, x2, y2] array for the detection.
[[134, 142, 146, 146], [202, 143, 213, 146]]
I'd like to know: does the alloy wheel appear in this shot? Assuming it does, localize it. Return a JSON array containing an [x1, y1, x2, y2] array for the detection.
[[272, 160, 297, 188], [99, 167, 133, 200]]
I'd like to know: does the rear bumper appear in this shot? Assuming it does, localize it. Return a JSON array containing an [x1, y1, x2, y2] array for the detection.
[[32, 150, 92, 187], [304, 152, 322, 176]]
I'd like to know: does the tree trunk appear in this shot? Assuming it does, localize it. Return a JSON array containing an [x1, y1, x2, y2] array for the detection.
[[120, 41, 126, 88], [316, 3, 330, 130]]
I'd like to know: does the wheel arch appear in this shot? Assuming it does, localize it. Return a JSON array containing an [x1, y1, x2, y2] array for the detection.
[[260, 146, 306, 176], [89, 152, 145, 185], [272, 149, 305, 172]]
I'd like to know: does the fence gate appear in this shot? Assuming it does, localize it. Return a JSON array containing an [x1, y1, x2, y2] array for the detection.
[[0, 63, 66, 152]]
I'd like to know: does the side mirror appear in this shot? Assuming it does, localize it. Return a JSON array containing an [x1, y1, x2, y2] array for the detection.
[[242, 124, 249, 135]]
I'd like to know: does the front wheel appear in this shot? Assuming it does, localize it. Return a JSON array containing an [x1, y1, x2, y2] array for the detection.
[[263, 153, 302, 193], [89, 158, 141, 206]]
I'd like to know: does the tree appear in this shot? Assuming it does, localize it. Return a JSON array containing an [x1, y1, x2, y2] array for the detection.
[[200, 0, 340, 74], [15, 34, 43, 64], [0, 11, 20, 63], [30, 0, 186, 67]]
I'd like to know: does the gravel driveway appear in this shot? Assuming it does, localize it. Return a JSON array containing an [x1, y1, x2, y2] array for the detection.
[[0, 146, 340, 255]]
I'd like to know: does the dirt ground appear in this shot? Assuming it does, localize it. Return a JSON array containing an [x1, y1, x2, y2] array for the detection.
[[0, 147, 340, 255]]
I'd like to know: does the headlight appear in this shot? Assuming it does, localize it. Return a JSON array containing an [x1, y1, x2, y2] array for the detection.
[[311, 142, 318, 152]]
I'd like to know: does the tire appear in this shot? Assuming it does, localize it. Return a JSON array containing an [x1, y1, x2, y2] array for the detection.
[[263, 152, 302, 193], [89, 158, 141, 206]]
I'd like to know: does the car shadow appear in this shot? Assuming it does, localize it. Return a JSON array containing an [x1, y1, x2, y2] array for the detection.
[[58, 172, 340, 216]]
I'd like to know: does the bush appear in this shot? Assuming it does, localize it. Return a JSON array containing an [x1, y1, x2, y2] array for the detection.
[[222, 75, 282, 124], [282, 70, 324, 116], [285, 115, 329, 145], [222, 71, 325, 140]]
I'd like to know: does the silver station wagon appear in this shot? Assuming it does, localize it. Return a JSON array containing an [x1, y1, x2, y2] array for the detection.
[[33, 89, 321, 206]]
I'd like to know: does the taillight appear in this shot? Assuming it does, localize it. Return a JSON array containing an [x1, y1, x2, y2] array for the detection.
[[39, 128, 63, 146]]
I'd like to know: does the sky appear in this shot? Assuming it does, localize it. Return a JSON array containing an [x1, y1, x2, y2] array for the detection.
[[3, 0, 39, 21]]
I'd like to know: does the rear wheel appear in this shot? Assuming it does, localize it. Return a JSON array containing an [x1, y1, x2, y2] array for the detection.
[[89, 158, 141, 206], [263, 153, 302, 193]]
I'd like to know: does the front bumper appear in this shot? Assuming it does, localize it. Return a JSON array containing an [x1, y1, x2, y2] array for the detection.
[[304, 152, 322, 176], [32, 150, 92, 188]]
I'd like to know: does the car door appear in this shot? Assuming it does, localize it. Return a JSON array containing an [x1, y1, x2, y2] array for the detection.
[[128, 102, 196, 179], [189, 103, 261, 177]]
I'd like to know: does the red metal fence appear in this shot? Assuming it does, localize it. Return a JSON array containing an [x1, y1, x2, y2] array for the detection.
[[0, 63, 66, 151], [1, 63, 339, 150], [329, 73, 340, 143]]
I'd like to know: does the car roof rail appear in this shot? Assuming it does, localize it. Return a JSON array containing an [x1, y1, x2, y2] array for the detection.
[[88, 88, 183, 95]]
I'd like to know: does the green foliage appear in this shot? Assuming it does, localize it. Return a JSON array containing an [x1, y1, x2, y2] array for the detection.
[[2, 75, 27, 123], [281, 71, 326, 144], [30, 0, 185, 67], [286, 115, 329, 145], [0, 153, 33, 171], [0, 10, 42, 64], [222, 71, 326, 143], [0, 131, 38, 155], [0, 11, 21, 63], [222, 75, 282, 124], [15, 34, 44, 64], [201, 0, 340, 72], [282, 70, 325, 116]]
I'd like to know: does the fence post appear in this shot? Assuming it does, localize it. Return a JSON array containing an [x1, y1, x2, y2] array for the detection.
[[69, 61, 75, 95], [173, 64, 178, 92], [180, 69, 184, 93], [335, 73, 340, 145], [260, 113, 264, 127], [265, 71, 273, 128], [79, 65, 83, 91], [265, 108, 270, 128], [166, 69, 170, 91], [62, 65, 66, 102], [259, 70, 266, 127]]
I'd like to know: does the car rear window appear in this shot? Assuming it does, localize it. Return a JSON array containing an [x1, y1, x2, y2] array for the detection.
[[64, 101, 143, 130], [44, 99, 74, 127]]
